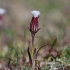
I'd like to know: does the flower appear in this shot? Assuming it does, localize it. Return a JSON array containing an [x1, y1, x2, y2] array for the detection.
[[31, 10, 40, 18], [28, 10, 40, 36], [0, 8, 6, 23], [0, 8, 6, 15]]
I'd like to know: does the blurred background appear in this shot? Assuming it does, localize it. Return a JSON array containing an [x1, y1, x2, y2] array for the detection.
[[0, 0, 70, 60]]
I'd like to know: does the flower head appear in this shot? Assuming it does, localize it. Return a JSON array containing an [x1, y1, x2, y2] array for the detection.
[[28, 10, 41, 36], [31, 10, 40, 18], [0, 8, 6, 15], [0, 8, 6, 21]]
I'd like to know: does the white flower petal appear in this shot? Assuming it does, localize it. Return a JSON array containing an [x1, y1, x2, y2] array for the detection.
[[31, 10, 40, 18], [0, 8, 6, 15]]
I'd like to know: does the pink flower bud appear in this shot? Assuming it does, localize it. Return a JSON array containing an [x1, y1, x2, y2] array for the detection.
[[30, 17, 38, 32], [29, 10, 40, 35], [0, 8, 6, 26]]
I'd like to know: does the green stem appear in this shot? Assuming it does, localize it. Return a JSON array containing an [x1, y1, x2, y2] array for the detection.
[[32, 34, 35, 47]]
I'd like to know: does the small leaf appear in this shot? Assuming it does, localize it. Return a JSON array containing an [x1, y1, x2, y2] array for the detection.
[[36, 44, 48, 59], [52, 38, 57, 47], [33, 48, 36, 55], [50, 38, 57, 51], [27, 47, 32, 67]]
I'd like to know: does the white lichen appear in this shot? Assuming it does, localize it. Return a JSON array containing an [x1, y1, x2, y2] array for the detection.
[[0, 8, 6, 15], [31, 10, 40, 18]]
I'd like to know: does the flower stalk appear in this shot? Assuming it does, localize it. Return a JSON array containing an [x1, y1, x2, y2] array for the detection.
[[28, 10, 40, 70], [32, 34, 35, 46]]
